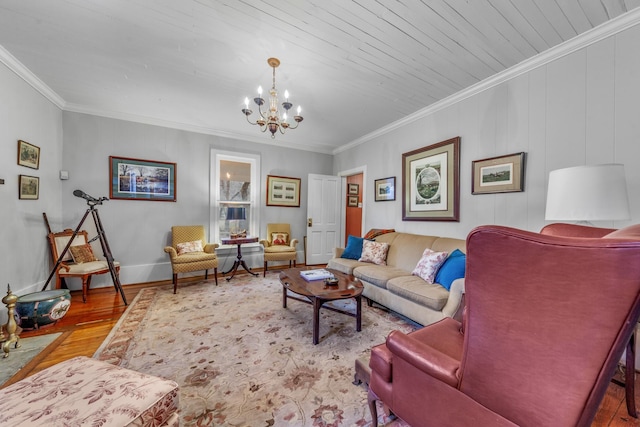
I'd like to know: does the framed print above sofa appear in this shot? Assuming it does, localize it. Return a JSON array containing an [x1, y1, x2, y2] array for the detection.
[[402, 137, 460, 221]]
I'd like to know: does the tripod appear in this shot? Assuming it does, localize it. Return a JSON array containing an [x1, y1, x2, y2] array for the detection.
[[42, 191, 128, 305]]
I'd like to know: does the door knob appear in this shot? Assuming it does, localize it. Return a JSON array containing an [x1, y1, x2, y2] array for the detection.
[[308, 218, 313, 227]]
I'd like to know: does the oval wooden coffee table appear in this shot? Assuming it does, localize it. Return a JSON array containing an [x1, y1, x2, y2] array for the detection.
[[279, 267, 364, 345]]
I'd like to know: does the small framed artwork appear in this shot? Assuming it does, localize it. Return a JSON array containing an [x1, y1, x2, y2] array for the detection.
[[109, 156, 177, 201], [348, 195, 359, 207], [472, 152, 526, 195], [266, 175, 301, 207], [374, 176, 395, 201], [19, 175, 39, 200], [402, 137, 460, 221], [17, 140, 40, 169], [348, 183, 359, 195]]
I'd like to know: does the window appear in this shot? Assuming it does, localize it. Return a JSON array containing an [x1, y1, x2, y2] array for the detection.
[[211, 150, 260, 243]]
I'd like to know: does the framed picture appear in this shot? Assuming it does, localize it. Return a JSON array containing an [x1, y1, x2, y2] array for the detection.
[[109, 156, 176, 201], [19, 175, 39, 200], [402, 137, 460, 221], [17, 140, 40, 169], [266, 175, 301, 207], [348, 183, 359, 195], [472, 152, 526, 195], [374, 176, 396, 201], [348, 195, 359, 207]]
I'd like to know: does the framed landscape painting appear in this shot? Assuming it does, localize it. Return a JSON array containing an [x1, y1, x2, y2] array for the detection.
[[374, 176, 395, 201], [266, 175, 301, 207], [109, 156, 176, 201], [19, 175, 39, 200], [18, 140, 40, 169], [472, 152, 526, 194], [402, 137, 460, 221]]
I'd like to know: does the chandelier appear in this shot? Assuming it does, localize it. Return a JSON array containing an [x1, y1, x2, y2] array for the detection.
[[242, 58, 303, 138]]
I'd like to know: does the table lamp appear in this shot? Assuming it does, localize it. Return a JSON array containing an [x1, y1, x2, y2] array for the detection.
[[226, 207, 246, 238], [545, 164, 630, 224]]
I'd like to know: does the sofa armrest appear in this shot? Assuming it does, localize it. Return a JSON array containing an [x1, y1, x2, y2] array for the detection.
[[333, 247, 345, 258], [386, 330, 461, 387], [441, 278, 465, 319]]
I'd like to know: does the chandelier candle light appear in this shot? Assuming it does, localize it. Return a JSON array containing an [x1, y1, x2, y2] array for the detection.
[[242, 58, 303, 138]]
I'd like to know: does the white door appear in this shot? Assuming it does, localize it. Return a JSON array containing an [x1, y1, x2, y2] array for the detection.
[[306, 174, 342, 265]]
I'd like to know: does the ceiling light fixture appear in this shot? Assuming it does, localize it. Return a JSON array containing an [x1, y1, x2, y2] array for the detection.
[[242, 58, 303, 138]]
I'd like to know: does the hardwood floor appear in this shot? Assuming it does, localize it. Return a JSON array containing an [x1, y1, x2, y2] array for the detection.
[[3, 277, 640, 426]]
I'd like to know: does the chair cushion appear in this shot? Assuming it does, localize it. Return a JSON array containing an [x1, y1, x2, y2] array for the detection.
[[412, 248, 448, 284], [172, 252, 217, 264], [434, 249, 466, 290], [272, 232, 289, 245], [61, 260, 119, 274], [341, 235, 365, 260], [176, 240, 203, 255], [359, 240, 390, 265], [70, 244, 98, 263]]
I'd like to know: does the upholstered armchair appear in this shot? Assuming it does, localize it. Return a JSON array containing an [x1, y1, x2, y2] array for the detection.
[[48, 229, 121, 303], [164, 225, 218, 293], [259, 223, 298, 277], [368, 225, 640, 427]]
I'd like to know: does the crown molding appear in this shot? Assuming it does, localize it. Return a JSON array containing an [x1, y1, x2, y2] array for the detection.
[[334, 7, 640, 155], [0, 45, 65, 108]]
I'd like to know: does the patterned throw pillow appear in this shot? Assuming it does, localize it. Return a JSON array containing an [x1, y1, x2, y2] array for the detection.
[[69, 244, 98, 263], [359, 240, 390, 265], [412, 248, 449, 284], [272, 232, 289, 245], [176, 240, 204, 255]]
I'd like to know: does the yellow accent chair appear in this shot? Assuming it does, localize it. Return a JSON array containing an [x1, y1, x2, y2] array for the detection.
[[47, 229, 120, 303], [260, 223, 298, 276], [164, 225, 219, 293]]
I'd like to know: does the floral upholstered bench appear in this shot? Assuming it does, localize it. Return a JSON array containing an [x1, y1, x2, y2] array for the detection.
[[0, 356, 179, 426]]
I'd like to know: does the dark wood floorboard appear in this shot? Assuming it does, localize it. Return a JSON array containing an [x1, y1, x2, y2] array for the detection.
[[2, 272, 640, 426]]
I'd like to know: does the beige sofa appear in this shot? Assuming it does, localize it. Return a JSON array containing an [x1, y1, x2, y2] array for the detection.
[[327, 231, 466, 326]]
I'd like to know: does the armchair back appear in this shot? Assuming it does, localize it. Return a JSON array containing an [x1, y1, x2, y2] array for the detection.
[[460, 225, 640, 426]]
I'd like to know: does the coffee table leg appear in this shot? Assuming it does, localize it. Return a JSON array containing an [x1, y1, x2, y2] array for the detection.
[[356, 295, 362, 332], [282, 286, 287, 308], [313, 297, 322, 345]]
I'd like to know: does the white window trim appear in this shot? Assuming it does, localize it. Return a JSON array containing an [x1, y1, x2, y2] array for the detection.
[[210, 149, 261, 246]]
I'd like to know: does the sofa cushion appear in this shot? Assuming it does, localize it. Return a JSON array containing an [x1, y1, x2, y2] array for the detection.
[[387, 275, 450, 311], [342, 235, 365, 259], [359, 240, 390, 265], [327, 257, 369, 275], [434, 249, 466, 290], [354, 265, 411, 289], [412, 248, 448, 284]]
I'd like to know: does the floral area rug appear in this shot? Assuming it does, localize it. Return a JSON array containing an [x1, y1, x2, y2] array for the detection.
[[94, 273, 417, 426]]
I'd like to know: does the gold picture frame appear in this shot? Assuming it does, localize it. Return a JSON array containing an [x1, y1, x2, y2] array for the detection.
[[402, 137, 460, 221], [17, 140, 40, 169], [472, 152, 526, 194], [266, 175, 301, 207], [348, 195, 359, 207], [19, 175, 39, 200]]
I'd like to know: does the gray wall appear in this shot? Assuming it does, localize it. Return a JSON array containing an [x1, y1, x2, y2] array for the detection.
[[334, 22, 640, 240], [0, 63, 63, 303], [59, 112, 332, 289]]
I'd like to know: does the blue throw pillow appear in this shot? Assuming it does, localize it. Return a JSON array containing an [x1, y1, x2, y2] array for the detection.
[[341, 235, 365, 260], [434, 249, 466, 291]]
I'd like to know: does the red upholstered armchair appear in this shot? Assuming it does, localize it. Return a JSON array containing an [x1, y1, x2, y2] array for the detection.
[[368, 225, 640, 427]]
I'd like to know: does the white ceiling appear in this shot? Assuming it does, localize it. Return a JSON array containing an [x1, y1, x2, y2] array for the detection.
[[1, 1, 639, 154]]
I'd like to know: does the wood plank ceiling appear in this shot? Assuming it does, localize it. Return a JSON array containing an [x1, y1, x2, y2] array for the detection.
[[0, 0, 638, 153]]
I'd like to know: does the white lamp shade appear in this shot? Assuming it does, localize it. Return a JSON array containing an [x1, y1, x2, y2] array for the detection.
[[545, 164, 630, 221]]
